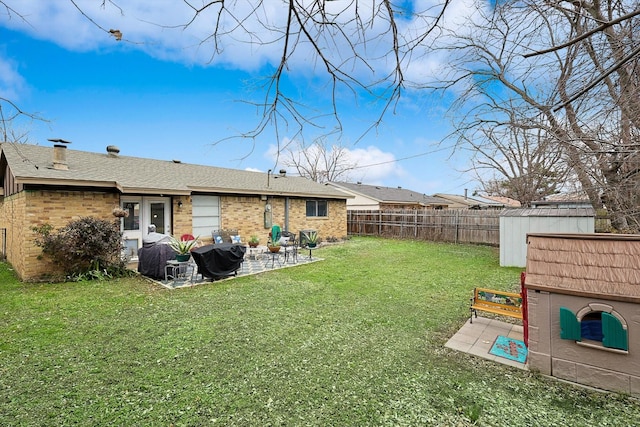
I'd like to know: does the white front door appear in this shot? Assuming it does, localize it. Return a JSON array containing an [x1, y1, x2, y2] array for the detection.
[[120, 196, 172, 260]]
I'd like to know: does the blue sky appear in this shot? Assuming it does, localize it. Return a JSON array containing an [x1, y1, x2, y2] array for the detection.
[[0, 1, 481, 196]]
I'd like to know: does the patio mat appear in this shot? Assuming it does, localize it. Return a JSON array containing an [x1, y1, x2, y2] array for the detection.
[[489, 335, 527, 363]]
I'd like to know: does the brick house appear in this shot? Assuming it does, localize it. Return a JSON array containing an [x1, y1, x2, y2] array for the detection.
[[0, 142, 349, 281]]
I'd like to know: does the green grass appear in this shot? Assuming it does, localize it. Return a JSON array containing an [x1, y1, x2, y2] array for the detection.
[[1, 237, 638, 426]]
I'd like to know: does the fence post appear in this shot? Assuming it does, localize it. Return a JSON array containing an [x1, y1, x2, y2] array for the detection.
[[455, 210, 459, 244]]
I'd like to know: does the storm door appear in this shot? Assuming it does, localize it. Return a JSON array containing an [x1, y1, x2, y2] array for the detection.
[[120, 197, 171, 260]]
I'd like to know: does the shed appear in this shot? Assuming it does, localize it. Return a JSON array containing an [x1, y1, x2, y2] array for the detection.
[[499, 207, 595, 267], [525, 233, 640, 396]]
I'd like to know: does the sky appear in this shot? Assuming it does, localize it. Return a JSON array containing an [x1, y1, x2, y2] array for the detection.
[[0, 0, 484, 196]]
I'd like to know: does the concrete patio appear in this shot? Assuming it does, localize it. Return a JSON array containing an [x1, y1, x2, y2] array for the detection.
[[445, 316, 527, 370], [153, 247, 323, 289]]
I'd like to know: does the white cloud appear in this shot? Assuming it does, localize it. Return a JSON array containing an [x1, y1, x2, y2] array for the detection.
[[2, 0, 491, 80], [266, 139, 403, 183], [345, 145, 402, 182], [0, 53, 27, 100]]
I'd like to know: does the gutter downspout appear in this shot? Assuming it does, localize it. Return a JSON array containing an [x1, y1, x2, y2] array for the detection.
[[284, 197, 290, 231]]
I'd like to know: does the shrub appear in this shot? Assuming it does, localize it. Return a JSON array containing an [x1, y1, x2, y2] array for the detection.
[[32, 217, 130, 280]]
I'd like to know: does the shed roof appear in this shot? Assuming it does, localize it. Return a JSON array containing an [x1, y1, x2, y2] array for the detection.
[[0, 142, 348, 199], [525, 233, 640, 302], [500, 207, 595, 217]]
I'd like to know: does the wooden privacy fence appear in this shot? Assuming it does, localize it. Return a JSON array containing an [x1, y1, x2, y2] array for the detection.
[[347, 209, 501, 246]]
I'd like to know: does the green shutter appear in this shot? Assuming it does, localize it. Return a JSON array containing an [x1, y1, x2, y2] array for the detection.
[[602, 312, 628, 351], [559, 307, 581, 341]]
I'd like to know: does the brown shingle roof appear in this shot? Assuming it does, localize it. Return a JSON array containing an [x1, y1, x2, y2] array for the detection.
[[329, 181, 448, 206], [526, 233, 640, 301], [1, 143, 348, 199]]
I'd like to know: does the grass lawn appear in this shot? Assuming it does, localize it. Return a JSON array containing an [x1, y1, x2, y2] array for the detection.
[[1, 237, 638, 426]]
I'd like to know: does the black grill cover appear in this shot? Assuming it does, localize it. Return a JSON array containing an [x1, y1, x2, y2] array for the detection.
[[191, 243, 246, 279], [138, 243, 176, 280]]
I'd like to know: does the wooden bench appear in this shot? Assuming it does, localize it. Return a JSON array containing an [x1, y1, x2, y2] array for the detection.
[[470, 287, 523, 323]]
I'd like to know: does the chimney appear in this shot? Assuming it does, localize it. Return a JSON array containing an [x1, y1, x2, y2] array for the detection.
[[48, 139, 71, 171], [106, 145, 120, 157]]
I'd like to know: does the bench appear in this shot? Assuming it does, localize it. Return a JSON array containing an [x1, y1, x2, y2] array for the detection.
[[470, 287, 523, 324]]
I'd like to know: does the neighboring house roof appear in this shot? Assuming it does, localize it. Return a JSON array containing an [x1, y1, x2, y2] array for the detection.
[[328, 182, 449, 207], [532, 191, 593, 208], [433, 193, 505, 209], [481, 195, 521, 207], [541, 191, 590, 202], [0, 143, 349, 199]]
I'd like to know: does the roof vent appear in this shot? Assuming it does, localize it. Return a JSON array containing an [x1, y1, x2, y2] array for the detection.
[[106, 145, 120, 157], [48, 138, 71, 171], [173, 159, 182, 164], [279, 169, 286, 177]]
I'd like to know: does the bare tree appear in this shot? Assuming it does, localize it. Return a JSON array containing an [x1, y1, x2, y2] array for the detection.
[[438, 1, 640, 231], [0, 101, 39, 145], [1, 1, 452, 152], [280, 137, 356, 183], [464, 116, 570, 206]]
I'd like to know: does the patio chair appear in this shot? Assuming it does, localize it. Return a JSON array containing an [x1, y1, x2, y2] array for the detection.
[[281, 231, 298, 263]]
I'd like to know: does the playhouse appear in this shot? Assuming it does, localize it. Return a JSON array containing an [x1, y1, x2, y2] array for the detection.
[[524, 233, 640, 395]]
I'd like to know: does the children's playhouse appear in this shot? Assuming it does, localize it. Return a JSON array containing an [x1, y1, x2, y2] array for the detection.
[[524, 233, 640, 395]]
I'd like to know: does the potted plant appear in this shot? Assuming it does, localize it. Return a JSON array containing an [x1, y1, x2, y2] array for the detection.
[[248, 235, 260, 248], [305, 231, 319, 248], [112, 207, 129, 218], [168, 235, 199, 262], [267, 237, 281, 253]]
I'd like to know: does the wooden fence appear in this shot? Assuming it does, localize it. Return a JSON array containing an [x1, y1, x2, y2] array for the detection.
[[347, 209, 501, 246]]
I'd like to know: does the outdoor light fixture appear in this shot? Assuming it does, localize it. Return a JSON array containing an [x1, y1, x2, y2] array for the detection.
[[178, 201, 183, 208]]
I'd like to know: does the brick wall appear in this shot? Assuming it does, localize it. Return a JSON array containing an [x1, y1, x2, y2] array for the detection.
[[1, 190, 119, 281], [172, 196, 193, 238], [220, 195, 270, 242], [220, 195, 347, 243], [0, 191, 27, 278]]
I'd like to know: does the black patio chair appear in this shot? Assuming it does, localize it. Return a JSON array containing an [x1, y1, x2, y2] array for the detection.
[[281, 231, 298, 263]]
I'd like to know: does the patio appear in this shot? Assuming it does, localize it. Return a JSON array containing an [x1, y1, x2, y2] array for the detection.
[[154, 247, 322, 289], [445, 316, 527, 370]]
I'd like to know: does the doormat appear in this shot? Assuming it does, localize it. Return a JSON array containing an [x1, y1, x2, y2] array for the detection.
[[489, 335, 527, 363]]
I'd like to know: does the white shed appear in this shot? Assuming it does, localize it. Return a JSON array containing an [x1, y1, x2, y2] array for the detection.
[[500, 207, 595, 267]]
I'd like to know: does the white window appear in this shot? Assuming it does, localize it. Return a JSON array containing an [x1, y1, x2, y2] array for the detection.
[[306, 200, 328, 217], [192, 195, 220, 237]]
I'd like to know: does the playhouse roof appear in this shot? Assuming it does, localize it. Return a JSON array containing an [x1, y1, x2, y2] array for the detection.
[[525, 233, 640, 302]]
